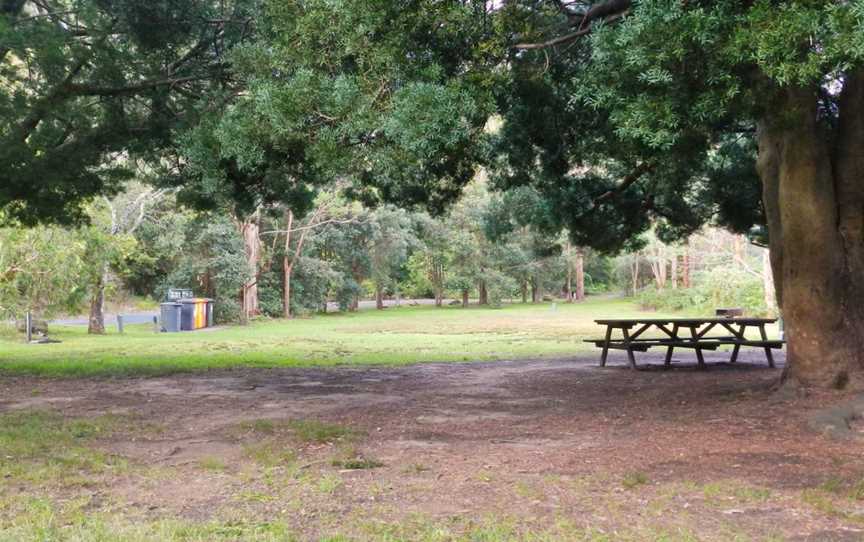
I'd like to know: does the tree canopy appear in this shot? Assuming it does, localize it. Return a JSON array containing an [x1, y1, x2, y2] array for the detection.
[[0, 0, 255, 224]]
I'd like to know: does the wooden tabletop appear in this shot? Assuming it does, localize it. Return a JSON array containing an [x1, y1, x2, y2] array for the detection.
[[594, 317, 777, 325]]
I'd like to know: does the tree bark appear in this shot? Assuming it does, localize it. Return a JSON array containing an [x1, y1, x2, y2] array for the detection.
[[565, 260, 573, 302], [462, 289, 469, 307], [574, 249, 586, 301], [375, 285, 384, 310], [756, 75, 864, 389], [680, 250, 690, 289], [87, 267, 107, 335], [478, 280, 488, 305], [761, 249, 777, 314], [671, 252, 678, 289], [282, 209, 294, 318], [239, 215, 261, 320]]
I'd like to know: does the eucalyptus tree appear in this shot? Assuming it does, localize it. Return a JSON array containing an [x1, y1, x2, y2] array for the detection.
[[490, 0, 864, 388]]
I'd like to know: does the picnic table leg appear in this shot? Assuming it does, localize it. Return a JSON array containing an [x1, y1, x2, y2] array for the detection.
[[759, 324, 776, 368], [664, 323, 678, 368], [599, 325, 612, 367], [729, 323, 743, 363], [689, 326, 706, 369], [621, 327, 638, 370]]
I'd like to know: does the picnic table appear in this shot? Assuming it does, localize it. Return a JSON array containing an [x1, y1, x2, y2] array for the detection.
[[585, 317, 783, 370]]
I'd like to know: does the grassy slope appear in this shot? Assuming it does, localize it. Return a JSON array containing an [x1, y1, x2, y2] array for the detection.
[[0, 297, 655, 378]]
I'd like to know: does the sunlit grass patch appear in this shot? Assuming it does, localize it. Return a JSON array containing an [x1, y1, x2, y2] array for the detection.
[[0, 298, 668, 378]]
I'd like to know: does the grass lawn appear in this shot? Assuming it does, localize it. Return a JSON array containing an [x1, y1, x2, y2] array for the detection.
[[0, 296, 677, 378]]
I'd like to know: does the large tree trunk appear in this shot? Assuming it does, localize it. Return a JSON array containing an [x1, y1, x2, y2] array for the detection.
[[239, 216, 261, 320], [574, 249, 586, 301], [761, 249, 777, 314], [757, 75, 864, 389], [462, 289, 469, 307], [87, 267, 107, 334], [478, 280, 488, 305]]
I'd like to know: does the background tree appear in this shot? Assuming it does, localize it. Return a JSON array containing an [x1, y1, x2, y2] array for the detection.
[[0, 225, 86, 321], [83, 183, 167, 334]]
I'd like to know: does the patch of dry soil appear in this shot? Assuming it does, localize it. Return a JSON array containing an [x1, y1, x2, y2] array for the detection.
[[4, 351, 864, 540]]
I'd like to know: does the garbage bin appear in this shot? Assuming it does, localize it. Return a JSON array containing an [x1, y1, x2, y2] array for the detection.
[[160, 303, 182, 332], [180, 298, 212, 330]]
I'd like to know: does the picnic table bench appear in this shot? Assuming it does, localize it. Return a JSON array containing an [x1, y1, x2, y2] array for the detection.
[[585, 317, 784, 370]]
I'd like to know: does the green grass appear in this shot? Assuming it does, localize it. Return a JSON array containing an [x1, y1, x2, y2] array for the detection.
[[0, 410, 126, 487], [0, 297, 674, 378], [0, 498, 719, 542], [621, 471, 649, 490]]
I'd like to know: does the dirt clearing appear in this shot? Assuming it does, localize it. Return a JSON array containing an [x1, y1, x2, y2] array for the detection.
[[2, 351, 864, 540]]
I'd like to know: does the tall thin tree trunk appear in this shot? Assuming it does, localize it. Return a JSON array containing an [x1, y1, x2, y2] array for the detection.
[[671, 253, 678, 289], [521, 281, 528, 303], [375, 285, 384, 310], [680, 250, 690, 289], [282, 209, 294, 318], [757, 74, 864, 389], [462, 289, 469, 307], [574, 249, 585, 301], [239, 214, 261, 320], [87, 266, 107, 334]]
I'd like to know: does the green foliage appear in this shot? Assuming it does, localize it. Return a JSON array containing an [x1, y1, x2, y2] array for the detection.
[[0, 226, 88, 319], [173, 0, 495, 219], [0, 0, 256, 224], [489, 0, 864, 253], [290, 257, 344, 316], [159, 215, 250, 323], [638, 267, 770, 317]]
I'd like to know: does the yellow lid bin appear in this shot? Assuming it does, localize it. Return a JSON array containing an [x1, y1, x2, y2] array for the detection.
[[179, 298, 214, 330]]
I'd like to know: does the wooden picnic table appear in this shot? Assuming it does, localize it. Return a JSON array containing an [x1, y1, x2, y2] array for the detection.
[[586, 317, 783, 370]]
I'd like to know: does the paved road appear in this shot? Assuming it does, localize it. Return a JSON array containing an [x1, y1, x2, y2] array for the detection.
[[51, 298, 453, 326]]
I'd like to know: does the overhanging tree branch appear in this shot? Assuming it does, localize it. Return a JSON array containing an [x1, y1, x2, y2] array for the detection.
[[514, 0, 631, 50], [593, 162, 655, 204]]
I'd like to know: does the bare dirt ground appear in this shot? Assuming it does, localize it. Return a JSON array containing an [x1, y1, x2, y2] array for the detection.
[[4, 351, 864, 540]]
